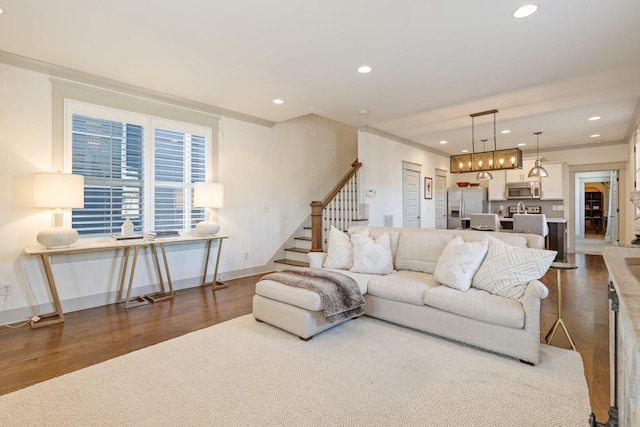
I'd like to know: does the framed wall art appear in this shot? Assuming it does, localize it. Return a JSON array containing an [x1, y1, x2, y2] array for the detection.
[[424, 177, 433, 199]]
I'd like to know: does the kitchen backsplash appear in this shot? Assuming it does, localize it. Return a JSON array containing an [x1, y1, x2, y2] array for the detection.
[[487, 200, 567, 218]]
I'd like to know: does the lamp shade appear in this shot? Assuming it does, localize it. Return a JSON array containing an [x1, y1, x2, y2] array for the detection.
[[33, 172, 84, 208], [194, 182, 224, 208]]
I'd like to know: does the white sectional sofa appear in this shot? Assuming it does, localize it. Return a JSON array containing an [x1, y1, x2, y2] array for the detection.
[[253, 226, 555, 364]]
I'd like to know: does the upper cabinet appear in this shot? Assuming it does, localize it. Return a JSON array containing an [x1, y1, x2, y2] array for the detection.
[[540, 161, 564, 200], [488, 170, 506, 200], [505, 159, 537, 182]]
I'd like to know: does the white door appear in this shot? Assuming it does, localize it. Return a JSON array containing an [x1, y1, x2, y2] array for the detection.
[[435, 171, 447, 229], [403, 163, 421, 228]]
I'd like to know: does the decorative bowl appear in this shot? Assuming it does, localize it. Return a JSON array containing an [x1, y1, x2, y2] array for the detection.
[[456, 182, 470, 187], [469, 183, 480, 187]]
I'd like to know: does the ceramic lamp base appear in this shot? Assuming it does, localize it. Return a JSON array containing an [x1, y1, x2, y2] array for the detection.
[[37, 227, 79, 248], [195, 221, 220, 236]]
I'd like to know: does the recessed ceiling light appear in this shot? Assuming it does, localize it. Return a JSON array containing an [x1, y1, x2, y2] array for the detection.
[[439, 140, 448, 144], [512, 4, 538, 18], [461, 149, 469, 153], [590, 134, 600, 138], [357, 65, 372, 74], [588, 116, 601, 121], [0, 8, 4, 14], [359, 109, 369, 115], [501, 130, 511, 134], [518, 143, 526, 146], [273, 99, 285, 105]]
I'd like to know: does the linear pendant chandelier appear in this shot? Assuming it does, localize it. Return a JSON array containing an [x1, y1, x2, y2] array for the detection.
[[450, 109, 523, 175]]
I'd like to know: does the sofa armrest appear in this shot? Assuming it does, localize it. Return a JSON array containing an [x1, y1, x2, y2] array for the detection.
[[308, 252, 327, 269], [523, 280, 549, 300], [521, 279, 548, 337]]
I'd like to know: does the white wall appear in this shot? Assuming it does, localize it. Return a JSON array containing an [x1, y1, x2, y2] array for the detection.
[[358, 130, 449, 228], [0, 62, 357, 324]]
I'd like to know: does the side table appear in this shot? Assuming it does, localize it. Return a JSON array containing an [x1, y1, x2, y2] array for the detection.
[[545, 261, 578, 350]]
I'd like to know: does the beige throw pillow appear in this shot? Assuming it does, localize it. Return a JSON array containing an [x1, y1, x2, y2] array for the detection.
[[323, 226, 360, 270], [433, 236, 488, 291], [350, 232, 394, 275], [472, 235, 556, 301]]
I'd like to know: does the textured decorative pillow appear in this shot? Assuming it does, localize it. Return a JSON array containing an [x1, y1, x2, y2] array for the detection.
[[323, 226, 359, 270], [350, 232, 394, 275], [433, 236, 488, 291], [472, 235, 556, 301], [395, 231, 454, 274]]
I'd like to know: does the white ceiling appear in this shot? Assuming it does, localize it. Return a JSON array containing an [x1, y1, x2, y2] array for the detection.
[[1, 0, 639, 156]]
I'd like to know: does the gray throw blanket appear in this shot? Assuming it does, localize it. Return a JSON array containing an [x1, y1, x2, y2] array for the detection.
[[261, 268, 365, 323]]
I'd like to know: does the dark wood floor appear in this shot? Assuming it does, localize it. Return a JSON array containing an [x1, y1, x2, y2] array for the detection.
[[0, 253, 611, 421]]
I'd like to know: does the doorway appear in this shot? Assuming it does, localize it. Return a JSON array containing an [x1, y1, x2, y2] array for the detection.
[[574, 170, 617, 255]]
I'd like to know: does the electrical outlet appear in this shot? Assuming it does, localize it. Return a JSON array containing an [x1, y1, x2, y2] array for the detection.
[[243, 252, 249, 260], [0, 282, 12, 296]]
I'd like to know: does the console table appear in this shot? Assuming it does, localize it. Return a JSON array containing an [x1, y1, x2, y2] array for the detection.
[[24, 234, 228, 329], [600, 247, 640, 427]]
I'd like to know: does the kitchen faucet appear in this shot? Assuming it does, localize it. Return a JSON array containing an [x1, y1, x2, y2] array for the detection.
[[517, 201, 526, 214]]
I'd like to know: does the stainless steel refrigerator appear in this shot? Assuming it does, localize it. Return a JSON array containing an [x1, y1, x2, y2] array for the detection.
[[447, 187, 487, 229]]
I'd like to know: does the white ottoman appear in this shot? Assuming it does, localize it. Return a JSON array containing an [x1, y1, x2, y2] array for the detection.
[[253, 275, 367, 340]]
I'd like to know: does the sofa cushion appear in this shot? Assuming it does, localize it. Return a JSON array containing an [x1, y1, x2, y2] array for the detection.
[[433, 236, 488, 291], [323, 226, 358, 270], [324, 269, 375, 294], [395, 231, 454, 274], [424, 285, 525, 329], [472, 235, 556, 302], [367, 270, 439, 306], [350, 232, 394, 275]]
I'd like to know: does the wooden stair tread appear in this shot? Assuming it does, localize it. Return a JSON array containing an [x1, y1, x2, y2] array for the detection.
[[294, 236, 312, 241], [274, 259, 309, 267], [285, 247, 309, 254]]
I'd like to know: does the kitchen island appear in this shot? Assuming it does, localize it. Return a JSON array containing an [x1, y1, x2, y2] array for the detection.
[[460, 217, 567, 262]]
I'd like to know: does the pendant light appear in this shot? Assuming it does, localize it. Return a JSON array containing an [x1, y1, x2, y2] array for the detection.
[[476, 139, 493, 180], [528, 132, 548, 178]]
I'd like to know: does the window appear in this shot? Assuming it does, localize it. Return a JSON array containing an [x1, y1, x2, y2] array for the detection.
[[66, 101, 211, 236]]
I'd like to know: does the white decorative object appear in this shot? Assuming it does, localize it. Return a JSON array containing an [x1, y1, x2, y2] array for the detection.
[[121, 217, 134, 236], [33, 172, 84, 248], [193, 182, 224, 235]]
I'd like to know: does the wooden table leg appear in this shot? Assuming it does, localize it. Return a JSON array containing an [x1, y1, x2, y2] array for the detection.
[[201, 238, 228, 291], [122, 245, 148, 309], [145, 243, 175, 302], [30, 254, 65, 329]]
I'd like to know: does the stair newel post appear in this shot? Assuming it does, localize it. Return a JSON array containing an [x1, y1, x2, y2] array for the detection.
[[310, 201, 324, 253]]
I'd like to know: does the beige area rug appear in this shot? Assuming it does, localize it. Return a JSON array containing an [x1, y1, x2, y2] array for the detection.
[[0, 315, 591, 426]]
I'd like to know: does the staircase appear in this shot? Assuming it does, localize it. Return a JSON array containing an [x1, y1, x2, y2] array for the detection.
[[274, 226, 313, 271], [274, 159, 367, 271]]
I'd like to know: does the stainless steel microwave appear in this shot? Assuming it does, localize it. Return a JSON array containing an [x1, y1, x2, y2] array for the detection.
[[505, 182, 540, 199]]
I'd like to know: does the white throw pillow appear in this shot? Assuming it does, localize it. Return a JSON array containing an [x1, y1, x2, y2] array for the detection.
[[472, 235, 556, 301], [323, 226, 360, 270], [350, 232, 394, 275], [433, 236, 488, 291]]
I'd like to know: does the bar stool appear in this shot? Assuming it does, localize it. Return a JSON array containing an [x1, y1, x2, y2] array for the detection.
[[545, 262, 578, 350]]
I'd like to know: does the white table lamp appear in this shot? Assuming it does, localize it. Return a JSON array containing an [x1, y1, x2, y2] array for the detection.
[[33, 172, 84, 248], [193, 182, 223, 235]]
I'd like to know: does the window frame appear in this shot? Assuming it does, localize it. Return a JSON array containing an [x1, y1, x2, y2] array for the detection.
[[63, 99, 214, 237]]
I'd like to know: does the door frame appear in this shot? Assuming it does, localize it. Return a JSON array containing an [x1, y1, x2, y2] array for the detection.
[[402, 161, 422, 228]]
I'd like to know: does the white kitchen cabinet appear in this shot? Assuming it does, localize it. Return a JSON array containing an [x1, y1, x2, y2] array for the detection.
[[488, 170, 506, 200], [505, 159, 538, 183], [540, 161, 564, 200]]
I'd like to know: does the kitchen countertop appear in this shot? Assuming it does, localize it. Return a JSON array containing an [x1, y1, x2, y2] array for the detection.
[[499, 217, 568, 223], [461, 217, 568, 223]]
